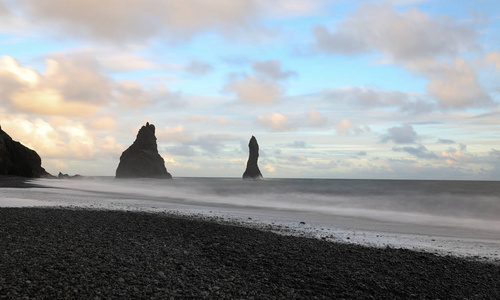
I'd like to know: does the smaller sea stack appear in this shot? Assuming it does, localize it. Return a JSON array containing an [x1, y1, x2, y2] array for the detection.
[[243, 136, 263, 180], [116, 122, 172, 179]]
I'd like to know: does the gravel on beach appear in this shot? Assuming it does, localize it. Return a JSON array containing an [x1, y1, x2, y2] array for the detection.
[[1, 207, 499, 299]]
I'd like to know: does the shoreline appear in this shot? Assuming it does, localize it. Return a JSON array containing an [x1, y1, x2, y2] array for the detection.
[[1, 206, 500, 299], [2, 181, 500, 263]]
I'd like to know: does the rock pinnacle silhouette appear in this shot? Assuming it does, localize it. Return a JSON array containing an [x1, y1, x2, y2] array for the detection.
[[116, 122, 172, 179], [242, 135, 263, 180]]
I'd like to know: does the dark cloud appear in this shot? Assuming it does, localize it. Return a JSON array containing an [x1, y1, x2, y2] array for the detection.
[[166, 145, 197, 157], [286, 141, 307, 148], [184, 60, 213, 76], [381, 124, 418, 144], [252, 60, 297, 80], [169, 134, 240, 157], [393, 145, 438, 159], [490, 149, 500, 158], [322, 87, 434, 114], [356, 151, 367, 156], [437, 138, 455, 144]]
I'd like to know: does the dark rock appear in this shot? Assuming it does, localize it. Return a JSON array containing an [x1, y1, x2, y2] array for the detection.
[[242, 136, 263, 180], [0, 125, 50, 178], [116, 122, 172, 179], [57, 172, 82, 179], [58, 172, 69, 179]]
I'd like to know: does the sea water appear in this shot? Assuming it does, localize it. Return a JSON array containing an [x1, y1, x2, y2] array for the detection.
[[1, 177, 500, 260]]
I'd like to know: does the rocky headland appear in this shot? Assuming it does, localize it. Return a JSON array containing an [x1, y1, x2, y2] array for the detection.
[[242, 136, 263, 180], [0, 125, 50, 178], [116, 122, 172, 179]]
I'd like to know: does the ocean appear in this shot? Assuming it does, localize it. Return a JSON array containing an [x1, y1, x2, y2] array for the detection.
[[1, 177, 500, 260]]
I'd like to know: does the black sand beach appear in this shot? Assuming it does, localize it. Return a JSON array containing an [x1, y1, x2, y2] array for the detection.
[[0, 176, 38, 188], [1, 207, 499, 299]]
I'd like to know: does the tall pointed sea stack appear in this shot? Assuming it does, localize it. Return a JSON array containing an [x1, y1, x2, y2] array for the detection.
[[116, 122, 172, 179], [242, 135, 263, 180], [0, 125, 50, 178]]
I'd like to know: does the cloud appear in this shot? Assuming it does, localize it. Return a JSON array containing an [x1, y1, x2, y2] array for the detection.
[[441, 144, 469, 165], [313, 4, 476, 62], [95, 53, 162, 73], [490, 149, 500, 158], [252, 60, 296, 80], [322, 87, 434, 114], [7, 0, 266, 43], [1, 55, 181, 116], [437, 138, 455, 145], [313, 4, 491, 111], [90, 117, 118, 130], [190, 134, 240, 155], [286, 141, 307, 148], [114, 80, 181, 109], [393, 145, 438, 159], [381, 124, 418, 144], [258, 0, 324, 17], [486, 51, 500, 70], [264, 163, 275, 173], [336, 119, 370, 135], [0, 117, 122, 162], [164, 133, 240, 157], [166, 145, 197, 157], [0, 56, 101, 117], [224, 75, 284, 105], [157, 125, 193, 143], [307, 109, 329, 127], [258, 113, 295, 131], [425, 58, 492, 109], [185, 60, 214, 76]]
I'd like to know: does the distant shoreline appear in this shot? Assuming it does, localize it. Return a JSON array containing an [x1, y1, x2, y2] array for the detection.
[[1, 207, 500, 299]]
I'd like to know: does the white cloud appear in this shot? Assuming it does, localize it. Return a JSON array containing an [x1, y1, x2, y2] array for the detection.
[[307, 109, 328, 127], [314, 4, 476, 62], [425, 58, 492, 109], [336, 119, 369, 135], [90, 117, 118, 130], [258, 0, 324, 17], [486, 51, 500, 70], [114, 80, 179, 109], [258, 113, 295, 131], [0, 116, 122, 162], [224, 75, 284, 105], [313, 4, 492, 111], [157, 125, 193, 143], [1, 55, 183, 116], [96, 53, 161, 73], [6, 0, 265, 43], [264, 163, 275, 173]]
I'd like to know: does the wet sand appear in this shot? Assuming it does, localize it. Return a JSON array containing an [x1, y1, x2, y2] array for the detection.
[[1, 207, 499, 299]]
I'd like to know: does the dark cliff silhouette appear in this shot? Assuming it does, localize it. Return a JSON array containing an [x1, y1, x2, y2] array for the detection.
[[116, 122, 172, 179], [0, 125, 50, 178], [243, 136, 263, 180]]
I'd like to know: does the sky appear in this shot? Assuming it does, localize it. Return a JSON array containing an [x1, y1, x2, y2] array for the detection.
[[0, 0, 499, 180]]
